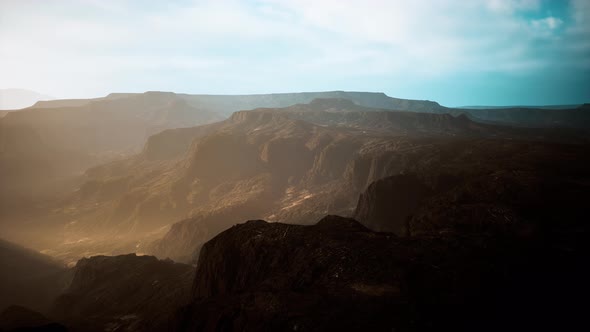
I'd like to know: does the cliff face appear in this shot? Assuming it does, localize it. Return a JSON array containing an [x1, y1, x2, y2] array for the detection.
[[191, 216, 373, 299], [52, 254, 194, 332], [353, 174, 433, 234], [182, 216, 413, 331], [178, 214, 589, 331], [353, 140, 590, 237]]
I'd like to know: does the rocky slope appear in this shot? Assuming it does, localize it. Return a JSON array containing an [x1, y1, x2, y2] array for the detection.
[[51, 254, 194, 332], [176, 210, 589, 331], [0, 92, 222, 173], [150, 135, 590, 263], [29, 98, 493, 262], [26, 98, 588, 264], [143, 98, 589, 162], [0, 92, 223, 237], [0, 91, 446, 252], [2, 91, 586, 209]]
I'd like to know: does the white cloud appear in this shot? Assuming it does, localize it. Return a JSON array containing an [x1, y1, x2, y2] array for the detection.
[[0, 0, 585, 98], [532, 16, 563, 30]]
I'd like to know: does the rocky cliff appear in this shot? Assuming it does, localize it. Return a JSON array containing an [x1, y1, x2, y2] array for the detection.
[[52, 254, 194, 332], [177, 213, 589, 331], [353, 140, 590, 237]]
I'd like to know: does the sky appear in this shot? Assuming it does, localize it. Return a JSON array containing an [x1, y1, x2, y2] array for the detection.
[[0, 0, 588, 106]]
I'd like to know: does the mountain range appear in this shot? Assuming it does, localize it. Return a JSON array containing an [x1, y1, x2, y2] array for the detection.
[[0, 90, 589, 331]]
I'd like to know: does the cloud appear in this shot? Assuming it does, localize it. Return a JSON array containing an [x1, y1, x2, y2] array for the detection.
[[532, 16, 563, 30], [0, 0, 587, 101]]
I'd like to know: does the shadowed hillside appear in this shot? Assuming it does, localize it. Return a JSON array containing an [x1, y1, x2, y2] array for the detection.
[[0, 239, 71, 313], [51, 254, 194, 332], [173, 210, 588, 331]]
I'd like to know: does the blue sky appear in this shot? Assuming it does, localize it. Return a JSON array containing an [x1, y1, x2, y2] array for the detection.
[[0, 0, 588, 106]]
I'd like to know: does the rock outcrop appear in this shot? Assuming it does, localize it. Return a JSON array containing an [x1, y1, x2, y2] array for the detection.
[[353, 141, 590, 237], [51, 254, 194, 332], [353, 174, 433, 235], [176, 212, 589, 331]]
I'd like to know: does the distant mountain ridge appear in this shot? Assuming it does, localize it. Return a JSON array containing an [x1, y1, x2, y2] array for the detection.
[[24, 90, 590, 129], [26, 90, 444, 114]]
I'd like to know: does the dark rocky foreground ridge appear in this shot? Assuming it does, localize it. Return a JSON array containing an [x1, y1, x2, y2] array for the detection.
[[9, 210, 586, 331], [176, 213, 588, 331]]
